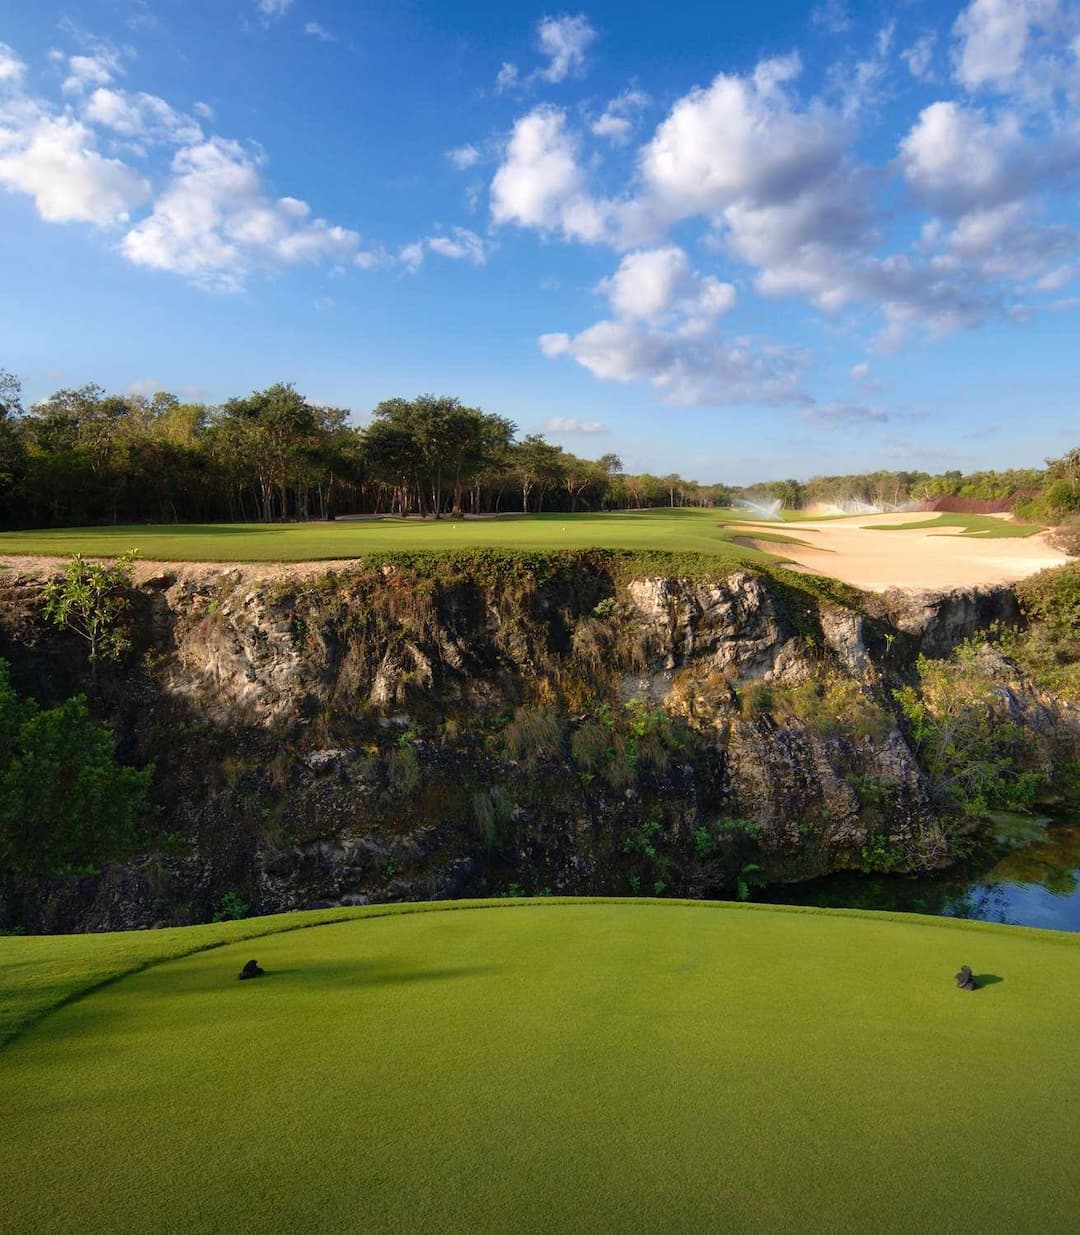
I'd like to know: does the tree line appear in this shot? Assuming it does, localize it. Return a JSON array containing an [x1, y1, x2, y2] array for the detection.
[[743, 453, 1079, 520], [0, 372, 735, 528], [2, 368, 1075, 529]]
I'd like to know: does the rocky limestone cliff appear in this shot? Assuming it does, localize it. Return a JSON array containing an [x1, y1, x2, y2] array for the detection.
[[0, 552, 1060, 932]]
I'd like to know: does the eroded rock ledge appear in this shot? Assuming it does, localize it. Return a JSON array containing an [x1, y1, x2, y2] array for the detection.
[[0, 552, 1065, 931]]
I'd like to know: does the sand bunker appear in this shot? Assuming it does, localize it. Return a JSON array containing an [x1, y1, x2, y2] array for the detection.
[[741, 512, 1070, 592]]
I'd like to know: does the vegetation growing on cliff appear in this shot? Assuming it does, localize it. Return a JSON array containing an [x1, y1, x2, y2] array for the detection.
[[0, 546, 1076, 930], [1006, 562, 1080, 703], [40, 550, 137, 664], [890, 566, 1080, 820], [0, 660, 151, 882], [895, 649, 1046, 817]]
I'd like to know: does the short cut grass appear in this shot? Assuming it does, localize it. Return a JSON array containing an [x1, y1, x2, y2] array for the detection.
[[865, 512, 1045, 538], [0, 507, 1038, 565], [2, 899, 1079, 1234]]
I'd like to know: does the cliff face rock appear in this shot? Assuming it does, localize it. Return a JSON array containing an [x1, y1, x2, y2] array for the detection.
[[0, 555, 1047, 931], [623, 573, 800, 678], [876, 585, 1021, 658]]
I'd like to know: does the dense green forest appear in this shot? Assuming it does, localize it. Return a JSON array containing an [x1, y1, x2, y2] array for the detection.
[[1, 368, 1076, 529], [0, 372, 734, 527]]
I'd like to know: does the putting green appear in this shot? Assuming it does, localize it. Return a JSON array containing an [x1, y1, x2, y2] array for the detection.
[[0, 509, 806, 563], [2, 902, 1078, 1234], [865, 513, 1044, 538]]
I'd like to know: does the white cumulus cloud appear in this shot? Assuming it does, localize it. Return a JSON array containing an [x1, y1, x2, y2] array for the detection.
[[121, 137, 362, 290], [0, 112, 148, 225], [600, 246, 736, 323], [62, 51, 121, 94], [811, 1, 851, 35], [491, 105, 609, 243], [0, 35, 383, 293], [304, 23, 336, 43], [535, 14, 597, 83], [901, 31, 938, 83], [632, 55, 848, 232], [426, 227, 487, 264], [897, 102, 1033, 216], [495, 62, 519, 94], [802, 401, 887, 429], [542, 244, 750, 405], [0, 43, 26, 85], [399, 228, 488, 270], [256, 0, 294, 23], [542, 417, 608, 434], [540, 319, 809, 407], [952, 0, 1033, 91], [82, 88, 203, 147], [447, 143, 480, 170], [591, 88, 649, 145]]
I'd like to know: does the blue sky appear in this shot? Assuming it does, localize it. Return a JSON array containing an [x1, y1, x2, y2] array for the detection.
[[0, 0, 1078, 483]]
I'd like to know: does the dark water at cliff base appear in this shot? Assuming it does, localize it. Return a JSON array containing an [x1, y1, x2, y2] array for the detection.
[[759, 816, 1080, 932]]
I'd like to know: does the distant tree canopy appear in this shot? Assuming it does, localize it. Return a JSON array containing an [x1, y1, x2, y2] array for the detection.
[[1017, 447, 1080, 522], [0, 375, 734, 527], [0, 660, 152, 881], [744, 451, 1078, 521], [0, 369, 1073, 527]]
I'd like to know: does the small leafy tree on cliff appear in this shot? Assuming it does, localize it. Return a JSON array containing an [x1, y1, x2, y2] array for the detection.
[[41, 550, 138, 665], [894, 643, 1044, 815], [0, 660, 152, 880]]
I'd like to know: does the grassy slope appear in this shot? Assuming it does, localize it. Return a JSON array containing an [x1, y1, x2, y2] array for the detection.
[[0, 905, 380, 1048], [866, 513, 1045, 538], [0, 508, 813, 563], [2, 900, 1079, 1234]]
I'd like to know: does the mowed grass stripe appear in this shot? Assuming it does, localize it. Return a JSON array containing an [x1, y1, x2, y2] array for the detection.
[[0, 509, 786, 563], [2, 901, 1079, 1234]]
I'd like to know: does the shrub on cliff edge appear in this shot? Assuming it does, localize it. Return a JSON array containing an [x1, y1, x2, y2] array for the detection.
[[0, 659, 152, 882]]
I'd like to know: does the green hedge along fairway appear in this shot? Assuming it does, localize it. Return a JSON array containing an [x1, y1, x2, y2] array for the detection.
[[2, 900, 1078, 1234], [0, 507, 826, 563]]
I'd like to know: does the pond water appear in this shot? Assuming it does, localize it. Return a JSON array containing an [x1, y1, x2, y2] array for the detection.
[[759, 816, 1080, 932]]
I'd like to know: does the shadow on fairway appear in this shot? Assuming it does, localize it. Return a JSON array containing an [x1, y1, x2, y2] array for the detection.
[[161, 957, 507, 998], [21, 960, 501, 1039], [973, 973, 1004, 988], [46, 525, 269, 540], [237, 960, 502, 988]]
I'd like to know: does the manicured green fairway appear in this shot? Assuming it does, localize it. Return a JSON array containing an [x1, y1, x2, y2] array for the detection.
[[866, 513, 1045, 538], [2, 901, 1078, 1234], [0, 508, 814, 563]]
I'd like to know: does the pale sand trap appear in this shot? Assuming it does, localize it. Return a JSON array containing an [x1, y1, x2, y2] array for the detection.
[[741, 513, 1070, 592]]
